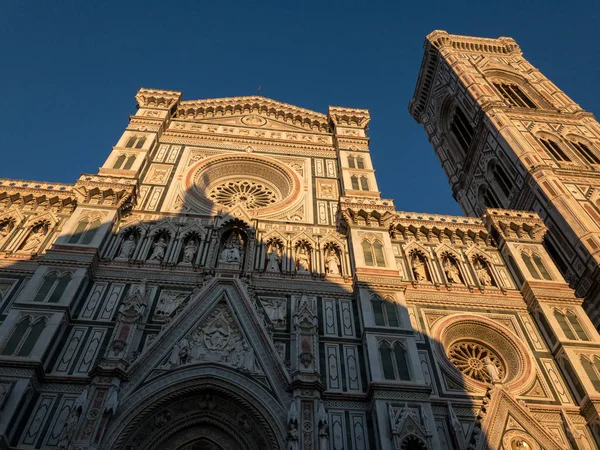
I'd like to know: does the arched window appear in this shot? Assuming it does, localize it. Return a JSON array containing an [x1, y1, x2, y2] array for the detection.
[[33, 273, 58, 302], [522, 251, 552, 280], [570, 140, 600, 165], [371, 295, 399, 327], [362, 240, 375, 266], [450, 107, 474, 155], [532, 254, 551, 280], [1, 316, 46, 357], [372, 296, 385, 326], [491, 162, 512, 198], [49, 274, 72, 303], [539, 137, 571, 162], [522, 252, 540, 280], [17, 318, 46, 356], [113, 154, 127, 169], [33, 272, 71, 303], [385, 301, 399, 327], [1, 317, 31, 355], [125, 136, 137, 148], [479, 185, 501, 209], [379, 340, 411, 381], [362, 240, 385, 267], [360, 176, 369, 191], [135, 136, 146, 149], [555, 310, 575, 340], [394, 343, 410, 381], [581, 357, 600, 392], [351, 176, 360, 190], [348, 155, 356, 168], [356, 157, 365, 169], [379, 341, 395, 380], [492, 82, 536, 108], [373, 241, 385, 266], [566, 311, 589, 341], [124, 155, 136, 170], [68, 217, 102, 245]]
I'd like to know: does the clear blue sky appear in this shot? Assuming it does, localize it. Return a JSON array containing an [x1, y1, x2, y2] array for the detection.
[[1, 1, 598, 216]]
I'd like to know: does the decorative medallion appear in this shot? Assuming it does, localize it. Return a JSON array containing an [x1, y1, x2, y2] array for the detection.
[[241, 115, 267, 127]]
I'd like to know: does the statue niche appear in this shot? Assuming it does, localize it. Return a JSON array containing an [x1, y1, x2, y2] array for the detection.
[[148, 231, 170, 263], [410, 251, 431, 283], [442, 253, 463, 284], [265, 238, 283, 273], [20, 222, 49, 254], [473, 255, 496, 287], [179, 233, 200, 265], [295, 241, 312, 274], [323, 243, 342, 276], [115, 228, 140, 260], [217, 228, 246, 269]]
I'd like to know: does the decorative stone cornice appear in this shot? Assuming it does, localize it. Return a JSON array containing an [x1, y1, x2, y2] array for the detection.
[[483, 208, 547, 243], [339, 196, 396, 228], [0, 178, 76, 213], [328, 106, 370, 129], [390, 211, 493, 246], [175, 95, 331, 133], [426, 30, 521, 55], [135, 88, 181, 109], [73, 174, 137, 208]]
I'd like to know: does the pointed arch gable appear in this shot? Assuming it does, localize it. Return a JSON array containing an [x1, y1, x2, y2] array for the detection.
[[433, 242, 462, 260], [0, 207, 24, 224], [24, 210, 59, 228], [122, 278, 291, 402], [402, 240, 431, 259]]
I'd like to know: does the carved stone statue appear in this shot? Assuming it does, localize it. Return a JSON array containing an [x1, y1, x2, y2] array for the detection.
[[167, 338, 190, 367], [149, 237, 168, 261], [182, 239, 198, 264], [266, 249, 281, 273], [105, 385, 119, 415], [474, 258, 493, 286], [0, 221, 11, 243], [117, 234, 137, 259], [287, 400, 299, 441], [21, 226, 46, 253], [296, 246, 310, 272], [484, 356, 501, 382], [318, 401, 329, 443], [443, 257, 462, 284], [325, 248, 341, 275], [411, 255, 427, 282], [219, 236, 243, 264]]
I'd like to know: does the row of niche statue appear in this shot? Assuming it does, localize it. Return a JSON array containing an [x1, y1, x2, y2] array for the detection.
[[411, 253, 495, 286], [116, 233, 200, 264], [265, 243, 342, 275]]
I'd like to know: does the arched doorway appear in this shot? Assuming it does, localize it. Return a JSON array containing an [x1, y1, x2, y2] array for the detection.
[[101, 367, 286, 450]]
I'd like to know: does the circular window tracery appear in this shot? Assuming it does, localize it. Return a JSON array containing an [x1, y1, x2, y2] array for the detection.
[[208, 180, 277, 209], [447, 340, 505, 383]]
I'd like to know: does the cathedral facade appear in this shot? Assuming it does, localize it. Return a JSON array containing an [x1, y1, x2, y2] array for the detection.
[[0, 32, 600, 450]]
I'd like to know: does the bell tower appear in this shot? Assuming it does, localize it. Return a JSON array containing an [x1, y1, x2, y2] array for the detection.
[[410, 30, 600, 326]]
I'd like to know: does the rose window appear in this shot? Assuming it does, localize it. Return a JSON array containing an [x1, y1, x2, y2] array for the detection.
[[208, 180, 277, 209], [447, 340, 505, 383]]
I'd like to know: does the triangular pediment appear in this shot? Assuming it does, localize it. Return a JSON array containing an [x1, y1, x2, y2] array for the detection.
[[475, 387, 563, 450], [120, 278, 291, 401], [175, 95, 331, 133]]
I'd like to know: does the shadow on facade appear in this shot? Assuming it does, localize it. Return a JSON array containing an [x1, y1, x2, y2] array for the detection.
[[0, 185, 496, 450]]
